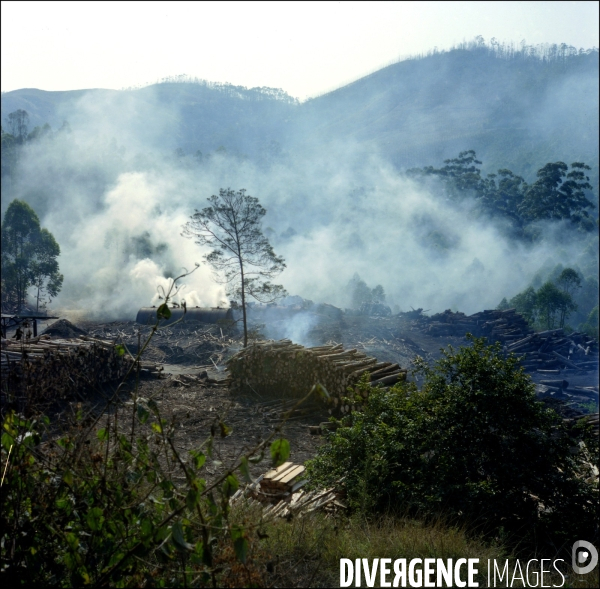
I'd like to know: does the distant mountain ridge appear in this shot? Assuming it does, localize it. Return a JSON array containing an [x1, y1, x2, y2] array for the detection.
[[2, 44, 598, 184]]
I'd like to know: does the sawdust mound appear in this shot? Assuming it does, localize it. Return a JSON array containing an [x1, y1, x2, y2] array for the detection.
[[42, 319, 88, 338]]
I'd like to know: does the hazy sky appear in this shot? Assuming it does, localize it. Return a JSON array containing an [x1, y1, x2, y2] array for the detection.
[[2, 1, 598, 99]]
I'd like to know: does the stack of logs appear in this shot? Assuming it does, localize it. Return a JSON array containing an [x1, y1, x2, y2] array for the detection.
[[226, 340, 407, 415], [506, 329, 599, 373], [417, 308, 598, 374], [1, 334, 161, 404], [422, 308, 533, 342]]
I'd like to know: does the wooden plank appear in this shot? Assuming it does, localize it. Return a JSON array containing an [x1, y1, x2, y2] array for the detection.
[[290, 478, 308, 493], [275, 464, 305, 485], [263, 462, 294, 480]]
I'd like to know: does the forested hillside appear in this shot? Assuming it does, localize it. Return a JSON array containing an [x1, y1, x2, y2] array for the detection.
[[2, 41, 598, 186], [294, 42, 599, 184]]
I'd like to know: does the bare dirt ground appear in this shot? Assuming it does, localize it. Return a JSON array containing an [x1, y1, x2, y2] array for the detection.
[[27, 314, 599, 480], [38, 317, 584, 475], [42, 314, 462, 481]]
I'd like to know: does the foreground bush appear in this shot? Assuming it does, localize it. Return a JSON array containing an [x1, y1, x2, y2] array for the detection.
[[0, 404, 273, 587], [307, 336, 599, 547]]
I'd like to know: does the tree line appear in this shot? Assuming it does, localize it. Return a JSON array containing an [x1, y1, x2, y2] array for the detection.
[[408, 150, 597, 237], [498, 266, 598, 337], [1, 109, 71, 183]]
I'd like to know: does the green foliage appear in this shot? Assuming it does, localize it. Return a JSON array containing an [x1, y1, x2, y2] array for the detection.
[[0, 402, 262, 586], [556, 267, 582, 296], [1, 199, 63, 311], [1, 126, 18, 179], [496, 297, 510, 311], [371, 284, 386, 304], [419, 150, 484, 199], [535, 281, 576, 329], [0, 386, 293, 587], [306, 336, 598, 545], [505, 267, 586, 329], [270, 438, 291, 467], [411, 152, 596, 236], [508, 286, 538, 325], [519, 162, 594, 223], [579, 305, 599, 339], [5, 109, 29, 143], [0, 269, 303, 586]]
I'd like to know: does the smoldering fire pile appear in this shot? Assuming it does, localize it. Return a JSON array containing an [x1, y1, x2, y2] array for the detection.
[[226, 339, 407, 415]]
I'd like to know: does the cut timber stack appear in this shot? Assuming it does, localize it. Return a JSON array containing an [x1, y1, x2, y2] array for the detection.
[[416, 308, 598, 374], [422, 308, 533, 342], [226, 340, 407, 415], [505, 329, 599, 373], [254, 461, 308, 503], [470, 308, 534, 344], [230, 464, 346, 518], [1, 334, 160, 404]]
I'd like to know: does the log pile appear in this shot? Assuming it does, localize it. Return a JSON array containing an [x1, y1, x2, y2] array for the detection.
[[415, 308, 598, 374], [1, 334, 159, 405], [420, 308, 533, 341], [505, 329, 598, 373], [226, 340, 407, 414], [230, 463, 345, 518]]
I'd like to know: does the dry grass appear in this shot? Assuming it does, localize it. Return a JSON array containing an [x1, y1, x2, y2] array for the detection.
[[257, 512, 599, 588]]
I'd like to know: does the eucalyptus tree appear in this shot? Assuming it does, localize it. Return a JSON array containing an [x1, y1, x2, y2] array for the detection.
[[1, 199, 63, 312]]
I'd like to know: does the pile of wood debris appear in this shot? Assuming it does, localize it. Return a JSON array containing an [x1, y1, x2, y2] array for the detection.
[[415, 307, 532, 341], [227, 340, 407, 415], [413, 308, 598, 374], [81, 320, 237, 367], [230, 461, 345, 519], [506, 329, 598, 373]]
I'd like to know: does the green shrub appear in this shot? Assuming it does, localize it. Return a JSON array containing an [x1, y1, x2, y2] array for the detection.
[[0, 269, 313, 586], [306, 336, 598, 547]]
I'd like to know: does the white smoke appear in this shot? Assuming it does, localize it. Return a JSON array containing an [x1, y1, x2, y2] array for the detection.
[[3, 88, 595, 321]]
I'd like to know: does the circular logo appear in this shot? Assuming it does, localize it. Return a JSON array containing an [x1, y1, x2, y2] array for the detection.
[[572, 541, 598, 575]]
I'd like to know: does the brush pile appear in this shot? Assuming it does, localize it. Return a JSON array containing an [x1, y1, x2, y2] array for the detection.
[[83, 321, 236, 366], [226, 340, 407, 415], [0, 334, 154, 404]]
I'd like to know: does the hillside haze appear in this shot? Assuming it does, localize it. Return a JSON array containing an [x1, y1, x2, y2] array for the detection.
[[1, 44, 598, 322], [294, 47, 599, 183], [2, 46, 598, 182]]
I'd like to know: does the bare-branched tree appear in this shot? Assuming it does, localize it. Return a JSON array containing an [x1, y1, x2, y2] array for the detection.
[[182, 188, 286, 346]]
